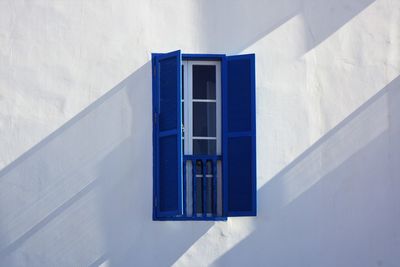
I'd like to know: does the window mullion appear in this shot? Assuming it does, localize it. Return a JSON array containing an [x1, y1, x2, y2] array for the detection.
[[183, 61, 191, 216], [186, 61, 193, 155], [216, 61, 221, 155]]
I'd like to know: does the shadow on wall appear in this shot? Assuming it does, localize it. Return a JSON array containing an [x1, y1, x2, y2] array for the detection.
[[212, 76, 400, 267], [0, 0, 381, 266], [198, 0, 375, 54], [0, 62, 213, 267]]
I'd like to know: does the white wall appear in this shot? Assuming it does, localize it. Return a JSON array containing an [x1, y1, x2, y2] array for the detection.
[[0, 0, 399, 266]]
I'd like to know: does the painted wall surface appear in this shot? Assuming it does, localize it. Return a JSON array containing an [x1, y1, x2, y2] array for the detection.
[[0, 0, 399, 266]]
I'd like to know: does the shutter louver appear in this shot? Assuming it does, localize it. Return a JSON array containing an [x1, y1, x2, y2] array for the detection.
[[152, 50, 183, 218], [223, 54, 257, 216]]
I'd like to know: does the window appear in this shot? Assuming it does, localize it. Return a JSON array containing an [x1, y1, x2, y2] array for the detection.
[[182, 60, 222, 217], [182, 61, 221, 156], [152, 51, 256, 220]]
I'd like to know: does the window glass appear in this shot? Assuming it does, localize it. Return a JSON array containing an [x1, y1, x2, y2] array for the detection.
[[193, 139, 216, 155], [193, 102, 216, 137], [193, 65, 216, 99]]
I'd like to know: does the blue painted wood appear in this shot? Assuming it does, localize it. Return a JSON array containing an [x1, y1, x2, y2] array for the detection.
[[155, 216, 227, 221], [226, 131, 252, 138], [174, 155, 227, 221], [153, 51, 257, 220], [221, 55, 228, 217], [184, 155, 222, 161], [182, 54, 225, 61], [152, 50, 183, 219], [152, 54, 157, 221], [158, 129, 179, 137], [223, 54, 257, 217]]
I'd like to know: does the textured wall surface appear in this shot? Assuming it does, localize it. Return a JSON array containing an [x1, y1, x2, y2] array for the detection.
[[0, 0, 399, 266]]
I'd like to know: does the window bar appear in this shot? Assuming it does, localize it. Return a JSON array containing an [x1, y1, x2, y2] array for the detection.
[[213, 159, 217, 216], [202, 159, 207, 218], [183, 159, 187, 217], [192, 159, 197, 217]]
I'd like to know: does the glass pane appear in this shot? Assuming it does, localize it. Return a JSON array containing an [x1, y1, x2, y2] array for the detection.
[[193, 140, 216, 155], [193, 102, 216, 137], [193, 65, 216, 99]]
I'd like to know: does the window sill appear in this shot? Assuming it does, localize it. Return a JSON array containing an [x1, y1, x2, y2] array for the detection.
[[153, 216, 227, 221]]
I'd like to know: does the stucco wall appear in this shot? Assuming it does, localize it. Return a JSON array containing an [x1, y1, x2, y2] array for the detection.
[[0, 0, 399, 266]]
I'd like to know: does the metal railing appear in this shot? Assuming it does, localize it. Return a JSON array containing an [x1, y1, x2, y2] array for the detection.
[[183, 155, 222, 219]]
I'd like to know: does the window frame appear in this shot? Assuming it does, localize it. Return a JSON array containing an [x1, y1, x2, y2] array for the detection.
[[152, 52, 256, 221], [182, 60, 222, 156], [182, 54, 227, 221]]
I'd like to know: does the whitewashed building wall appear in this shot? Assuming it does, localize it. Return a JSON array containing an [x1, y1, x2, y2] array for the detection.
[[0, 0, 399, 266]]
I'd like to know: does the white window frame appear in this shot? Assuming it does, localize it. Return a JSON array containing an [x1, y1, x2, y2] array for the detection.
[[182, 60, 221, 156]]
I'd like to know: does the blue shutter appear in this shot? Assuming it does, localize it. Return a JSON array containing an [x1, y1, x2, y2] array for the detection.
[[223, 54, 256, 216], [152, 50, 183, 219]]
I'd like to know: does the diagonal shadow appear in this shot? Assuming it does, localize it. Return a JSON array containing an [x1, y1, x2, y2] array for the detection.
[[0, 63, 150, 265], [0, 62, 214, 267], [197, 0, 375, 54], [92, 137, 214, 267], [300, 0, 377, 53], [211, 77, 400, 266], [0, 0, 384, 264], [0, 176, 100, 260]]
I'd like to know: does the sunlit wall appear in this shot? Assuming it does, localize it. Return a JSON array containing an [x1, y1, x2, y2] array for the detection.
[[0, 0, 399, 266]]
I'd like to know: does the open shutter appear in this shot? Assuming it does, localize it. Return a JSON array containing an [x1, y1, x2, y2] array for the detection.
[[152, 50, 183, 219], [223, 54, 256, 216]]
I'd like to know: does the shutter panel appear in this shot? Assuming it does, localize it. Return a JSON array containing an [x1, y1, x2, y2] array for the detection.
[[152, 50, 183, 218], [223, 54, 256, 216]]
